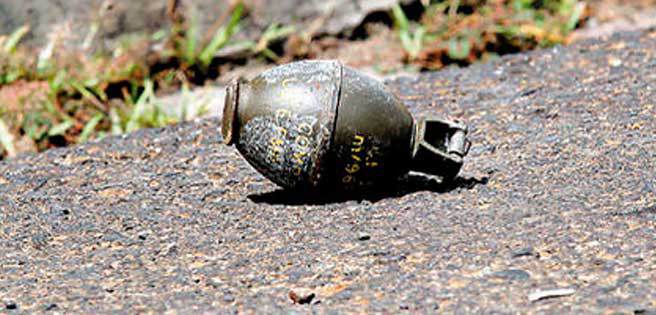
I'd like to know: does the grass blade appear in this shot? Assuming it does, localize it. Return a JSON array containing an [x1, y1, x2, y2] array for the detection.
[[72, 82, 106, 112], [126, 80, 154, 133], [109, 108, 123, 135], [199, 3, 244, 67], [79, 114, 104, 143], [565, 2, 586, 33], [255, 24, 296, 53], [184, 7, 200, 65], [0, 117, 16, 158], [2, 25, 29, 53], [447, 37, 471, 60], [48, 119, 74, 137], [392, 4, 409, 32]]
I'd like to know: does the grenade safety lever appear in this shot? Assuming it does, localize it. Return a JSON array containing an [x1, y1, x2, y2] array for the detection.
[[411, 117, 471, 181]]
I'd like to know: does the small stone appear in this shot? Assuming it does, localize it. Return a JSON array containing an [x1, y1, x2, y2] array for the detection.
[[45, 304, 58, 311], [334, 288, 353, 301], [528, 288, 575, 302], [608, 56, 622, 67], [511, 247, 534, 258], [223, 293, 235, 302], [6, 302, 17, 310], [289, 289, 315, 304], [357, 232, 371, 241], [491, 269, 530, 281]]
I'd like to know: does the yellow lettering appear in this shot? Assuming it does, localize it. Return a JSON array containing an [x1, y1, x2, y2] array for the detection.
[[270, 137, 283, 146], [298, 123, 313, 135], [295, 136, 309, 148], [269, 146, 283, 164], [345, 164, 360, 174], [281, 78, 297, 88], [353, 134, 364, 146], [275, 109, 291, 123], [293, 150, 306, 164], [278, 126, 288, 137]]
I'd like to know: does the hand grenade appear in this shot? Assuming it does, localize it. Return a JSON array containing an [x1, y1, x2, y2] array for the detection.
[[222, 60, 470, 191]]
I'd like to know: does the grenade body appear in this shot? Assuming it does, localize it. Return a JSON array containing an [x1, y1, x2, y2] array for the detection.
[[223, 60, 467, 191]]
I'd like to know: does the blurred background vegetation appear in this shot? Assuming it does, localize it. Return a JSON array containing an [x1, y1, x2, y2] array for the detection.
[[0, 0, 654, 159]]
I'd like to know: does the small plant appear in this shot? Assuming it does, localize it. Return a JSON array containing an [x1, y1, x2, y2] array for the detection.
[[2, 25, 29, 54], [198, 3, 244, 67], [0, 3, 248, 159], [244, 23, 297, 60], [0, 26, 32, 85], [124, 80, 177, 133], [392, 0, 587, 69], [172, 2, 244, 69], [0, 117, 16, 158], [392, 4, 426, 61]]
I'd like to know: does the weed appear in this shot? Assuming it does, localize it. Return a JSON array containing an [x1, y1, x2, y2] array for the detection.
[[199, 3, 244, 67], [2, 25, 29, 54], [79, 113, 104, 143], [0, 118, 16, 157], [171, 2, 245, 69], [393, 0, 587, 68], [0, 3, 245, 159], [392, 4, 426, 61]]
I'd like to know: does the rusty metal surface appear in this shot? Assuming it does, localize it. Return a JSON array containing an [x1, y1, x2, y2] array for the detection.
[[1, 30, 656, 313]]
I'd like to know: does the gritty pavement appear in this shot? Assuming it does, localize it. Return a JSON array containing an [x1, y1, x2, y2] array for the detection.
[[1, 30, 655, 313]]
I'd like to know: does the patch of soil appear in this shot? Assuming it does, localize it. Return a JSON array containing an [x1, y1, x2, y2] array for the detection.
[[0, 81, 48, 113], [314, 25, 407, 74], [571, 1, 656, 41]]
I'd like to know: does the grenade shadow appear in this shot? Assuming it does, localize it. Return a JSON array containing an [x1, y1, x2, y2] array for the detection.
[[248, 174, 489, 205]]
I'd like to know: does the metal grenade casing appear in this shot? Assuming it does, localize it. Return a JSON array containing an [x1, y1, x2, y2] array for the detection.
[[222, 60, 469, 191]]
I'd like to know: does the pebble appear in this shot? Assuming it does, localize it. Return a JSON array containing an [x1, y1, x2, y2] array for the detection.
[[608, 56, 622, 67], [357, 232, 371, 241], [289, 289, 315, 304], [528, 288, 576, 302], [45, 303, 58, 311], [223, 293, 235, 302], [491, 269, 530, 281], [511, 247, 534, 258]]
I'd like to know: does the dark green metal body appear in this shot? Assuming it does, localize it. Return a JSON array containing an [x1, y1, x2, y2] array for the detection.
[[222, 60, 469, 191]]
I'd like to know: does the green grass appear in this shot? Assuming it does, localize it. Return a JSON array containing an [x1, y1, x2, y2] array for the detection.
[[392, 0, 587, 67], [198, 3, 244, 67], [2, 25, 29, 54], [0, 117, 16, 158], [0, 3, 247, 159], [393, 4, 426, 61]]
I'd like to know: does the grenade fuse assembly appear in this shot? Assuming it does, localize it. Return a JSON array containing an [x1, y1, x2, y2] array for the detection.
[[222, 60, 470, 191]]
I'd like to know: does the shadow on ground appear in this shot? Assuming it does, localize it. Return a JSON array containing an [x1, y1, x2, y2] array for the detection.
[[248, 174, 489, 205]]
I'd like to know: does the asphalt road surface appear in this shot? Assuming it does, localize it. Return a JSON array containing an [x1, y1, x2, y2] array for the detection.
[[1, 30, 655, 313]]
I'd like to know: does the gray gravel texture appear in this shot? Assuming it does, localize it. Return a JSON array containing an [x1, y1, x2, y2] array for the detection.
[[1, 30, 656, 313]]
